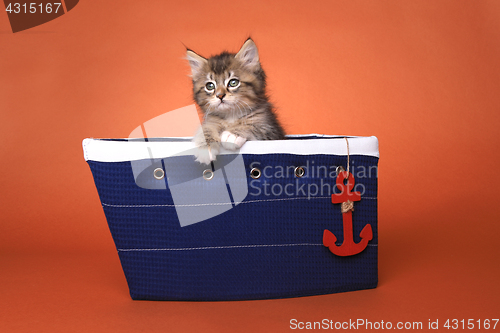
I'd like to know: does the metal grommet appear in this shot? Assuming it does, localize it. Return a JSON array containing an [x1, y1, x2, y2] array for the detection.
[[336, 165, 345, 176], [294, 166, 305, 178], [250, 167, 261, 179], [203, 169, 214, 181], [153, 168, 165, 180]]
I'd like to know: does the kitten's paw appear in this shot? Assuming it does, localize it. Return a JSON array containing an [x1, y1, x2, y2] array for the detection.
[[194, 145, 219, 165], [220, 131, 247, 150]]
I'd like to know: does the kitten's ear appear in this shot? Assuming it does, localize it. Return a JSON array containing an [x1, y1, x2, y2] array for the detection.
[[186, 50, 207, 77], [235, 38, 260, 71]]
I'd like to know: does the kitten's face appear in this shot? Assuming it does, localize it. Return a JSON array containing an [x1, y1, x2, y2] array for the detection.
[[187, 39, 266, 118]]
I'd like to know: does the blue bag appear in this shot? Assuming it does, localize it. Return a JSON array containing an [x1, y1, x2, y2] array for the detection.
[[83, 135, 379, 300]]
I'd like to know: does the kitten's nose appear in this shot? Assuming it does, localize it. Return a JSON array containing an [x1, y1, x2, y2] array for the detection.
[[216, 92, 226, 100]]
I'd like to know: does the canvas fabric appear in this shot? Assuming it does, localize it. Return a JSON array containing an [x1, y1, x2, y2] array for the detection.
[[84, 136, 379, 300]]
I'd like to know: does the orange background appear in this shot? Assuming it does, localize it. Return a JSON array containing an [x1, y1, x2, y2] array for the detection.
[[1, 0, 500, 332]]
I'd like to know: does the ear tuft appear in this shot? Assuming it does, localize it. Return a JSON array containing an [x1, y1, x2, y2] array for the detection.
[[235, 38, 260, 70], [186, 50, 207, 77]]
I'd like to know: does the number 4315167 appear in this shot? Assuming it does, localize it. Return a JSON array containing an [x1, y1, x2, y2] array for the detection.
[[5, 3, 62, 14], [444, 319, 498, 330]]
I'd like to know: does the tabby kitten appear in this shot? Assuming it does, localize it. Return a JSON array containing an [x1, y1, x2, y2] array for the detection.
[[187, 38, 285, 164]]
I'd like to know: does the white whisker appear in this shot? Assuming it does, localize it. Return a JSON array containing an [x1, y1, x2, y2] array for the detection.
[[234, 101, 244, 124], [239, 100, 253, 126]]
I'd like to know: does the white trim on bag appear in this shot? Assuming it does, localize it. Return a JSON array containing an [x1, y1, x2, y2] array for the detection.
[[82, 135, 379, 162]]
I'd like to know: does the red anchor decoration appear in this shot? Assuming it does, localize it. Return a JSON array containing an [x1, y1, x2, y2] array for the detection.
[[323, 170, 373, 256]]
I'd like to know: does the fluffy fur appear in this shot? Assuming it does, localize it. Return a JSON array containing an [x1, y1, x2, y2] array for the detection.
[[187, 38, 285, 164]]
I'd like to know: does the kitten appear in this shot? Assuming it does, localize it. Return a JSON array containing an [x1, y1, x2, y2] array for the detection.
[[186, 38, 285, 164]]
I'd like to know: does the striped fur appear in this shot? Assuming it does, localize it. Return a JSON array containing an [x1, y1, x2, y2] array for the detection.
[[187, 38, 285, 163]]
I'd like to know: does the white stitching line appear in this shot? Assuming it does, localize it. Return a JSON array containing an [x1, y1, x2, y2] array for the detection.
[[102, 196, 377, 208], [117, 243, 378, 252]]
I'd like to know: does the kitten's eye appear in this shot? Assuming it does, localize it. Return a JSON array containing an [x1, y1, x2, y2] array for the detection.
[[228, 79, 239, 88], [205, 82, 215, 91]]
